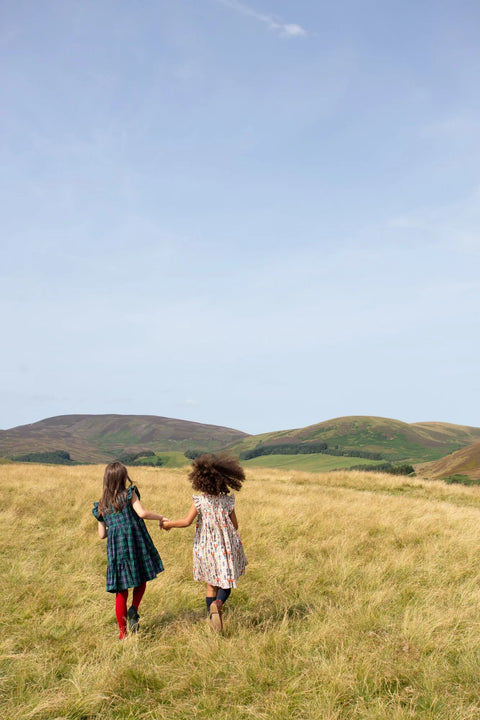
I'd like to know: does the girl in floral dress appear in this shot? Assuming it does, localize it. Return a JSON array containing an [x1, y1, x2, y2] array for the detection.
[[92, 462, 167, 639], [163, 454, 247, 632]]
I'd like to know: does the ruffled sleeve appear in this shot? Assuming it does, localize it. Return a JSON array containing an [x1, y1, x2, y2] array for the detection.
[[192, 494, 202, 513], [126, 485, 139, 501], [92, 502, 104, 522]]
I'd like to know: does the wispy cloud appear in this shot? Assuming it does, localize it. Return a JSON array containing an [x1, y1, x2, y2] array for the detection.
[[214, 0, 307, 38]]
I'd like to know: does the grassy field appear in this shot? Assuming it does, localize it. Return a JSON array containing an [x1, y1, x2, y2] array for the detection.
[[243, 453, 383, 472], [3, 463, 480, 719], [133, 452, 190, 469]]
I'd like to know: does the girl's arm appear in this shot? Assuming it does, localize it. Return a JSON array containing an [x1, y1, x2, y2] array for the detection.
[[131, 490, 167, 522], [162, 503, 198, 530], [229, 509, 238, 530], [98, 521, 107, 539]]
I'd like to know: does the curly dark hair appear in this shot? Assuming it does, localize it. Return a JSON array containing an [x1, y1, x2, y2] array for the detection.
[[189, 454, 245, 495]]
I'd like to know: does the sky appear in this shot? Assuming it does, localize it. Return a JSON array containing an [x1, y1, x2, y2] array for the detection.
[[1, 0, 479, 435]]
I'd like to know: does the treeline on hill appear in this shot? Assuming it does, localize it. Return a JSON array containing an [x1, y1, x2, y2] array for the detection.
[[12, 450, 77, 465], [348, 462, 416, 476], [184, 450, 206, 460], [239, 443, 383, 461], [10, 449, 166, 467], [117, 451, 164, 467]]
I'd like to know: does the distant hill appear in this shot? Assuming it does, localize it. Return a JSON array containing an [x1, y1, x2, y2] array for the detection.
[[3, 413, 480, 468], [0, 414, 249, 463], [225, 416, 480, 464], [417, 441, 480, 481]]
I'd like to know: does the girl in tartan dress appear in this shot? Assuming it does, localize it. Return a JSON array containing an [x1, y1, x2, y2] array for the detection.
[[163, 454, 247, 632], [92, 462, 167, 639]]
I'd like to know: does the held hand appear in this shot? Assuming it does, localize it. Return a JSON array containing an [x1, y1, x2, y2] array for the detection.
[[162, 519, 172, 531]]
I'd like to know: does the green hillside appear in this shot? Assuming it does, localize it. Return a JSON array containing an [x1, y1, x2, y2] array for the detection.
[[132, 451, 190, 469], [226, 416, 480, 464], [243, 453, 383, 472], [417, 440, 480, 482]]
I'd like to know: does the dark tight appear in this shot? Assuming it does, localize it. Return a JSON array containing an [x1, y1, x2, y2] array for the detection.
[[206, 587, 232, 611], [217, 587, 231, 604], [115, 582, 147, 638]]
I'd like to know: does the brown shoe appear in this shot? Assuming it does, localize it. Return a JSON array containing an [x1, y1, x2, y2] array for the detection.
[[209, 600, 223, 633]]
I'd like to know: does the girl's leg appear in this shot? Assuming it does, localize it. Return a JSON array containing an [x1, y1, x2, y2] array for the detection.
[[132, 582, 147, 609], [207, 584, 223, 632], [127, 582, 147, 633], [216, 588, 231, 605], [205, 583, 218, 612], [115, 590, 129, 639]]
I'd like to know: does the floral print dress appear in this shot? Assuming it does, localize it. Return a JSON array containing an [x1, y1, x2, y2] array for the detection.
[[192, 494, 247, 588]]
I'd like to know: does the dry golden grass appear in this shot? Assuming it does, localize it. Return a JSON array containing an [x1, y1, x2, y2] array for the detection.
[[2, 464, 480, 719]]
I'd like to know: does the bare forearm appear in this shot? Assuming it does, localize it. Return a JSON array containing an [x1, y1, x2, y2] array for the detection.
[[164, 516, 193, 529], [131, 492, 166, 522], [162, 503, 197, 530], [138, 510, 166, 521]]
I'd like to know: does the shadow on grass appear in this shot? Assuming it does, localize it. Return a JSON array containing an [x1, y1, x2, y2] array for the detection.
[[145, 607, 207, 631], [241, 601, 317, 630], [139, 601, 319, 639]]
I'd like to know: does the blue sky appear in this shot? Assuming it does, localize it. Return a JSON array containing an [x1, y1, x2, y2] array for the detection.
[[1, 0, 479, 434]]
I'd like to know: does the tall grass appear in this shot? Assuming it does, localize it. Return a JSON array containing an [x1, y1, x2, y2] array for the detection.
[[2, 464, 480, 719]]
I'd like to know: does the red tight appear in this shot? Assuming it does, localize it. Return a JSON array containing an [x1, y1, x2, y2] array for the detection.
[[132, 582, 147, 609], [115, 582, 147, 639]]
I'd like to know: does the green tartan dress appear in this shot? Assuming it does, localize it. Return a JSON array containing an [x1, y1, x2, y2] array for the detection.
[[92, 485, 164, 593]]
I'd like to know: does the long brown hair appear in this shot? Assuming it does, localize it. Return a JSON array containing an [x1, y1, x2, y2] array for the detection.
[[98, 462, 133, 515], [189, 454, 245, 496]]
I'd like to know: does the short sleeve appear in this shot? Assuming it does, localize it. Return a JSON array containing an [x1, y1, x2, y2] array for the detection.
[[192, 495, 202, 512], [126, 485, 139, 501], [92, 502, 104, 522], [225, 494, 235, 514]]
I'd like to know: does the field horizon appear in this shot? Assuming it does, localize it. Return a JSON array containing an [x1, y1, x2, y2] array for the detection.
[[3, 463, 480, 719]]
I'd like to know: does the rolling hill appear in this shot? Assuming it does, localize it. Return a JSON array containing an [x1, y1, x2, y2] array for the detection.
[[417, 440, 480, 481], [225, 416, 480, 464], [3, 413, 480, 469], [0, 414, 249, 463]]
